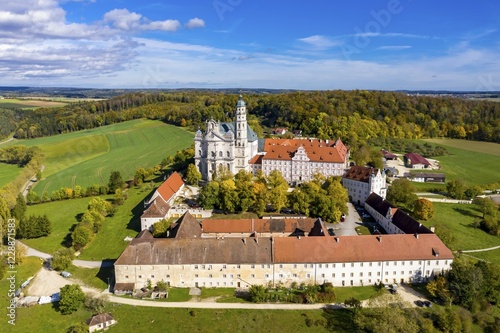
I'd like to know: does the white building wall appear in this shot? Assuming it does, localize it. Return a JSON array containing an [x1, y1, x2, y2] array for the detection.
[[115, 258, 451, 290]]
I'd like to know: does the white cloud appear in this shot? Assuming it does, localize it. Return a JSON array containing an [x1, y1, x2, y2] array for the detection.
[[297, 35, 341, 50], [185, 17, 205, 29], [103, 8, 181, 32]]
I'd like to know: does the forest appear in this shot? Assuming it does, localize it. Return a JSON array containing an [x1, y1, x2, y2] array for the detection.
[[0, 90, 499, 145]]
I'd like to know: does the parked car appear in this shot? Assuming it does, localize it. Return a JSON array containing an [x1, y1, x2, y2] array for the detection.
[[327, 228, 336, 236], [415, 300, 424, 307], [423, 301, 433, 307], [61, 271, 71, 278]]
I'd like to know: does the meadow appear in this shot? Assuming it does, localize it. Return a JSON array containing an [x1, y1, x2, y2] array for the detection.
[[7, 119, 193, 196], [422, 138, 500, 186], [0, 98, 67, 109], [24, 179, 160, 259], [421, 203, 500, 264], [0, 162, 22, 188]]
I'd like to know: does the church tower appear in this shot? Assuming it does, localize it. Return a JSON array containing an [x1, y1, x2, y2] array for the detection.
[[234, 95, 249, 172]]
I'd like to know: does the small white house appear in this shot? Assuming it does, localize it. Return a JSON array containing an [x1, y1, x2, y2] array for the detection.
[[88, 313, 116, 332]]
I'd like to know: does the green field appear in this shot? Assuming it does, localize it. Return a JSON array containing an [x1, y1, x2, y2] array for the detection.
[[421, 203, 500, 263], [24, 181, 159, 259], [7, 119, 193, 196], [0, 162, 22, 188], [0, 98, 67, 109], [422, 139, 500, 186]]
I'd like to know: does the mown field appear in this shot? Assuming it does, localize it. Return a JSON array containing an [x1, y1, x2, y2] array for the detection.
[[7, 119, 193, 196], [0, 162, 22, 188], [421, 203, 500, 264], [422, 138, 500, 186], [0, 98, 67, 109]]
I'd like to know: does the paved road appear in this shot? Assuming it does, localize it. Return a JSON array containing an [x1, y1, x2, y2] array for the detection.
[[106, 294, 329, 309], [332, 202, 361, 236], [18, 241, 113, 268]]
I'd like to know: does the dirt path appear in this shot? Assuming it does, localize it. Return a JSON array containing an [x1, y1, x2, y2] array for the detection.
[[26, 268, 102, 297]]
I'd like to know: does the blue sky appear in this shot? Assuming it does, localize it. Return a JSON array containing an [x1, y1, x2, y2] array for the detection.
[[1, 0, 499, 90]]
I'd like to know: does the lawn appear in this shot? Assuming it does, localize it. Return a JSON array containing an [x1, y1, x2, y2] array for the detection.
[[12, 305, 329, 333], [0, 162, 22, 188], [421, 203, 500, 260], [334, 286, 379, 303], [422, 139, 500, 186], [23, 180, 160, 260], [7, 119, 193, 196], [67, 264, 112, 290]]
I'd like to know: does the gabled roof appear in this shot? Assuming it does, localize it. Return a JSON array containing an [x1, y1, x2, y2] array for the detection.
[[364, 193, 395, 216], [202, 218, 318, 234], [392, 210, 432, 234], [308, 218, 327, 236], [169, 212, 202, 239], [343, 166, 381, 183], [137, 229, 154, 240], [141, 196, 170, 218], [261, 138, 348, 163], [274, 234, 453, 263], [408, 173, 445, 179], [404, 153, 431, 166], [88, 313, 115, 326], [115, 237, 273, 265], [156, 172, 184, 202], [381, 149, 398, 159]]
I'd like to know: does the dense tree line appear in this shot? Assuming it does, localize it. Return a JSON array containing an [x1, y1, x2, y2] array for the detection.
[[1, 91, 499, 144]]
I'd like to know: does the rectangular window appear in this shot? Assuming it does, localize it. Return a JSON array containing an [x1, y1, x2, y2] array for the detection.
[[359, 272, 363, 277], [201, 265, 205, 270], [332, 273, 335, 278], [223, 264, 226, 269], [223, 274, 227, 278], [321, 274, 325, 278], [293, 274, 297, 278], [251, 274, 255, 278], [307, 274, 311, 278], [294, 264, 297, 268], [342, 273, 345, 277], [279, 264, 283, 269], [237, 265, 241, 269], [279, 274, 283, 278], [208, 265, 213, 270], [138, 275, 142, 279], [125, 275, 129, 279], [393, 271, 396, 275], [251, 265, 255, 269], [209, 274, 212, 278], [166, 275, 170, 278], [194, 265, 198, 270], [350, 273, 354, 277], [351, 263, 354, 267], [265, 274, 269, 278], [261, 264, 265, 269], [368, 272, 372, 277], [319, 264, 322, 268], [342, 263, 345, 268], [195, 274, 199, 278], [401, 271, 404, 275]]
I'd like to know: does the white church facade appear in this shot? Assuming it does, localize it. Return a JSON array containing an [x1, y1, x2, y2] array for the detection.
[[194, 95, 259, 181]]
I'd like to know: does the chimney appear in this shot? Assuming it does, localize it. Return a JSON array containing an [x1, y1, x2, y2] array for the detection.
[[430, 226, 435, 233], [243, 238, 246, 244], [415, 233, 419, 239], [255, 238, 258, 244], [377, 236, 382, 243], [298, 236, 301, 240], [335, 237, 339, 243]]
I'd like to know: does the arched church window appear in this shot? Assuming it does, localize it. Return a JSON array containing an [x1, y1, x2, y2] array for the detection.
[[219, 151, 223, 157], [227, 151, 230, 158], [198, 150, 201, 156], [227, 163, 230, 170]]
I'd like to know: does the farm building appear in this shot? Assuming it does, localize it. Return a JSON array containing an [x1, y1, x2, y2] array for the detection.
[[404, 153, 431, 169]]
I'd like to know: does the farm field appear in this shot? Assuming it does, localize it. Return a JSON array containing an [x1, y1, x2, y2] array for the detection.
[[7, 119, 193, 196], [421, 203, 500, 264], [422, 138, 500, 186], [0, 162, 22, 188], [0, 98, 67, 109]]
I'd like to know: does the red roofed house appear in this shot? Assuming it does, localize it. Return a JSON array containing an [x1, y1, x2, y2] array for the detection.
[[140, 172, 184, 231], [404, 153, 431, 169], [250, 138, 350, 184], [342, 166, 387, 205]]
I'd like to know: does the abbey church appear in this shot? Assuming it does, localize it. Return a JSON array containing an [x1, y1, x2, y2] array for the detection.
[[195, 95, 350, 183]]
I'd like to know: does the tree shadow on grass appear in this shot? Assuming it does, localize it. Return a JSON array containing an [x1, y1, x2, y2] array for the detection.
[[322, 308, 356, 333], [452, 207, 480, 219], [60, 223, 78, 248]]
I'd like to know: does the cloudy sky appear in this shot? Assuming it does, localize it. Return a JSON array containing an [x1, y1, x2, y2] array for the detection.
[[1, 0, 499, 90]]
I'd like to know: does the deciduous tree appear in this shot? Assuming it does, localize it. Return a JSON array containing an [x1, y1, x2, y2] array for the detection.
[[185, 163, 202, 185], [413, 198, 434, 220], [59, 284, 85, 314]]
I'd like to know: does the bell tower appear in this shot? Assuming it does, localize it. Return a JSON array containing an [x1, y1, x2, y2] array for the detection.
[[234, 94, 249, 171]]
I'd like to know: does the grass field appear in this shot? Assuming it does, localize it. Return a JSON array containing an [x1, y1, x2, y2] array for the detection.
[[6, 119, 193, 196], [421, 203, 500, 263], [0, 98, 67, 109], [0, 162, 22, 188], [23, 178, 160, 259], [422, 139, 500, 186]]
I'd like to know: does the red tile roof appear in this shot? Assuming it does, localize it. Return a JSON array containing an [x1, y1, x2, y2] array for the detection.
[[249, 154, 263, 165], [141, 196, 170, 218], [202, 218, 317, 234], [343, 166, 381, 183], [156, 172, 184, 202], [404, 153, 430, 166], [274, 234, 453, 263], [262, 138, 348, 163]]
